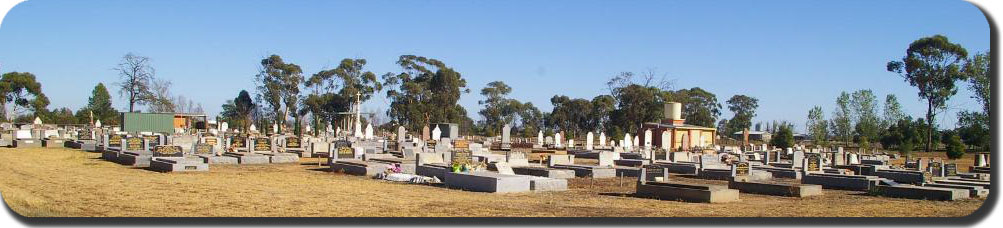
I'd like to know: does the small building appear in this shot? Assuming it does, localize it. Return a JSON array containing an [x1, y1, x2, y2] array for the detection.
[[732, 131, 773, 142], [120, 112, 207, 134], [638, 102, 717, 151]]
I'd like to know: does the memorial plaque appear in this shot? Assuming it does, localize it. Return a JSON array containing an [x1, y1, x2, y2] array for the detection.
[[644, 167, 665, 182], [253, 137, 271, 151], [204, 137, 218, 146], [230, 136, 247, 149], [144, 135, 161, 147], [152, 145, 184, 157], [453, 139, 469, 149], [108, 135, 123, 147], [929, 162, 943, 176], [125, 137, 144, 151], [944, 163, 957, 176], [285, 137, 301, 148], [451, 149, 473, 167], [194, 144, 214, 155], [805, 153, 822, 172], [336, 147, 354, 159], [735, 162, 750, 176], [78, 129, 94, 140]]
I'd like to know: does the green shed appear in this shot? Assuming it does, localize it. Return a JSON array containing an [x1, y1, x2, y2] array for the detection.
[[120, 112, 174, 133]]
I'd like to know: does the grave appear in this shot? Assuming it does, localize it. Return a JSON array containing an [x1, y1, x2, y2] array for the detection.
[[634, 167, 740, 203], [727, 180, 822, 197], [444, 171, 532, 193], [12, 130, 40, 148], [195, 142, 238, 165], [547, 154, 616, 178], [149, 145, 209, 172], [801, 173, 882, 191], [329, 147, 384, 176], [118, 137, 154, 167], [871, 184, 969, 201]]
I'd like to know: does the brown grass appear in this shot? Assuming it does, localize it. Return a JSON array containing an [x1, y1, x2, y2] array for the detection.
[[0, 147, 986, 217]]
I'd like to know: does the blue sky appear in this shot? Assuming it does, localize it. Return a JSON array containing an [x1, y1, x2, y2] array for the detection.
[[0, 0, 989, 132]]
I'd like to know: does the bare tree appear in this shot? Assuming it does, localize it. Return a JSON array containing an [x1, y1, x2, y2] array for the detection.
[[146, 78, 175, 113], [114, 53, 155, 112]]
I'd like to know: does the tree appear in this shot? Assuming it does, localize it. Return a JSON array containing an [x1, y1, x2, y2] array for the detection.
[[944, 132, 965, 159], [882, 94, 905, 131], [830, 92, 853, 146], [770, 124, 794, 149], [145, 78, 175, 113], [45, 107, 77, 125], [850, 90, 879, 150], [114, 53, 155, 112], [664, 87, 721, 127], [517, 102, 546, 137], [725, 95, 758, 136], [255, 55, 303, 134], [1, 72, 48, 121], [806, 106, 828, 147], [76, 83, 119, 125], [222, 90, 256, 132], [383, 55, 471, 131], [887, 35, 968, 152], [957, 51, 990, 151], [478, 81, 520, 136]]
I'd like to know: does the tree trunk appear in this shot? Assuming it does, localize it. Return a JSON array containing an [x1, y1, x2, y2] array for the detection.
[[926, 100, 934, 152]]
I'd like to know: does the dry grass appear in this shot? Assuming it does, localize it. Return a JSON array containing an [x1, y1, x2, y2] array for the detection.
[[0, 147, 987, 217]]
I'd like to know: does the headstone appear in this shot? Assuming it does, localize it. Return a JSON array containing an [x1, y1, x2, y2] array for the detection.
[[792, 150, 805, 168], [643, 129, 653, 150], [598, 132, 606, 147], [554, 133, 562, 147], [95, 120, 103, 128], [220, 122, 228, 132], [537, 131, 544, 145], [335, 147, 355, 160], [929, 161, 944, 177], [194, 144, 214, 155], [397, 126, 407, 142], [975, 154, 987, 167], [364, 124, 374, 140], [803, 153, 822, 173], [733, 161, 751, 177], [422, 125, 430, 141], [152, 145, 184, 157], [285, 136, 301, 149], [660, 131, 671, 151], [633, 136, 640, 149], [107, 134, 124, 148], [78, 128, 94, 141], [143, 135, 162, 147], [125, 137, 145, 151], [585, 132, 594, 150], [272, 123, 279, 134], [33, 117, 42, 125], [944, 163, 958, 176], [501, 124, 511, 145], [494, 162, 515, 175], [431, 126, 442, 141], [252, 137, 271, 152], [230, 136, 247, 150], [249, 124, 257, 132], [624, 133, 632, 151]]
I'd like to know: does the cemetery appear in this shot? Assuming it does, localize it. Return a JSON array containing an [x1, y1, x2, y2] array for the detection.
[[0, 99, 990, 217]]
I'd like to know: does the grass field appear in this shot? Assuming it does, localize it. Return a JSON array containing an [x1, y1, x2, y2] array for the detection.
[[0, 147, 987, 217]]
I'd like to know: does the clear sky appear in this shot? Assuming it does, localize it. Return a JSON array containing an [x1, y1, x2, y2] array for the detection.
[[0, 0, 990, 132]]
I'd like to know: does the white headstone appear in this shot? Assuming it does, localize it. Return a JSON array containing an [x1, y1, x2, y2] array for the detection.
[[501, 124, 511, 144], [633, 135, 640, 149], [33, 117, 42, 125], [586, 132, 594, 150], [599, 132, 606, 147], [643, 129, 653, 149], [249, 124, 257, 132], [431, 126, 442, 141], [220, 122, 228, 132], [537, 131, 543, 145], [15, 130, 32, 139], [661, 131, 671, 151], [624, 133, 632, 150], [554, 133, 562, 147], [364, 124, 374, 139], [95, 119, 102, 128], [397, 126, 407, 142], [568, 139, 574, 149], [353, 121, 363, 137], [272, 123, 278, 134]]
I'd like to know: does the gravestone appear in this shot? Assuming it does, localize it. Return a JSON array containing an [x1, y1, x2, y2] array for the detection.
[[451, 147, 473, 168], [585, 132, 594, 150], [335, 147, 355, 160], [494, 162, 515, 175], [643, 129, 653, 150], [929, 161, 944, 177], [431, 126, 442, 141], [944, 163, 958, 176], [598, 132, 606, 147], [624, 133, 632, 151], [364, 124, 374, 140], [397, 126, 407, 142], [732, 161, 751, 177], [803, 153, 822, 173], [501, 124, 511, 148], [422, 125, 430, 141], [152, 145, 184, 157], [107, 134, 124, 148], [660, 131, 671, 151], [125, 137, 146, 152], [537, 131, 544, 145], [194, 144, 214, 155], [633, 136, 640, 150], [252, 137, 271, 152], [792, 150, 805, 168], [285, 136, 302, 149], [230, 136, 247, 151], [144, 135, 163, 147], [975, 154, 987, 167], [78, 128, 94, 141]]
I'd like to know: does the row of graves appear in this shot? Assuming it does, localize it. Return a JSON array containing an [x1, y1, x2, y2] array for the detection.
[[325, 124, 572, 193], [1, 118, 82, 148], [626, 143, 991, 203]]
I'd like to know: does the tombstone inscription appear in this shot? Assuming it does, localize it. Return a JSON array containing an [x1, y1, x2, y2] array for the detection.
[[125, 137, 144, 151], [153, 145, 184, 157]]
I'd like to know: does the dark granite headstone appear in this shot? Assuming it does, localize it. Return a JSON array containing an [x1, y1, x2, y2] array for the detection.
[[285, 137, 301, 148], [152, 145, 184, 157], [253, 137, 271, 152], [125, 137, 144, 151], [108, 134, 123, 148], [194, 144, 214, 155]]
